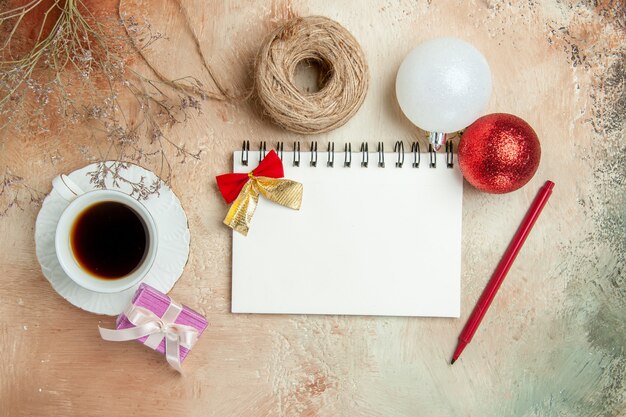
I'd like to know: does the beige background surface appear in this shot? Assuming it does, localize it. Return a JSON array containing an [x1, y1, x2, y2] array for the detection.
[[0, 1, 624, 416]]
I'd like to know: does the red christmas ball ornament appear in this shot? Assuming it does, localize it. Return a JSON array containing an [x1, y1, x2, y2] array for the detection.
[[458, 113, 541, 194]]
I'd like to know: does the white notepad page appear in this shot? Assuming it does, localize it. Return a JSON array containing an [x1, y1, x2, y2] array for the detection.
[[231, 150, 463, 317]]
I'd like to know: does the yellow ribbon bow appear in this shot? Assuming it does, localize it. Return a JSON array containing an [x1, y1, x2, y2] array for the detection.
[[217, 150, 303, 236]]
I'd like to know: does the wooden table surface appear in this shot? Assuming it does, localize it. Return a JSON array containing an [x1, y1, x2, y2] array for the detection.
[[1, 1, 624, 416]]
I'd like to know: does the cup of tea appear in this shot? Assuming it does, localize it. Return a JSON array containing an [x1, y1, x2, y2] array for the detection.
[[53, 175, 158, 293]]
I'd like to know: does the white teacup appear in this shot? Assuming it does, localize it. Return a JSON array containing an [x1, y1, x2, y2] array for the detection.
[[53, 175, 158, 293]]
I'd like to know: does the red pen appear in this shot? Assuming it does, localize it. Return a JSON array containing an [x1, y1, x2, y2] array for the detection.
[[451, 180, 555, 365]]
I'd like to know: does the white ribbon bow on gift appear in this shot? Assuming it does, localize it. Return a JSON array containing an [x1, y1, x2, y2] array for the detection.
[[99, 301, 198, 373]]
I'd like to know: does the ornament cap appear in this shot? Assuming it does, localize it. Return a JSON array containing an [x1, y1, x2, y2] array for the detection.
[[429, 132, 447, 151]]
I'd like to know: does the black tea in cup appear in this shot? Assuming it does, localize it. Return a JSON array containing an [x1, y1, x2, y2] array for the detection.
[[70, 201, 148, 279]]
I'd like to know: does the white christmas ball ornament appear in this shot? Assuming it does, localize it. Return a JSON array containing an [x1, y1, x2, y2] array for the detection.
[[396, 37, 492, 149]]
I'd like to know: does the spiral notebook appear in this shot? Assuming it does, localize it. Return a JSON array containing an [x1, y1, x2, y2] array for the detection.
[[231, 142, 463, 317]]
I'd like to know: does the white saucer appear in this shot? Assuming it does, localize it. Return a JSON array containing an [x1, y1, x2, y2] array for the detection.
[[35, 161, 190, 315]]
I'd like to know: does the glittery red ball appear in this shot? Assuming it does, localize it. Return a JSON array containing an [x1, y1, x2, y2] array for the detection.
[[458, 113, 541, 194]]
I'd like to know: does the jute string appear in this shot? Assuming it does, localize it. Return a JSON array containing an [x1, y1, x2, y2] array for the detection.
[[254, 16, 369, 134], [120, 6, 368, 134]]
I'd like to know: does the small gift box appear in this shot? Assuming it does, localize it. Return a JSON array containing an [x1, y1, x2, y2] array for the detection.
[[99, 283, 208, 372]]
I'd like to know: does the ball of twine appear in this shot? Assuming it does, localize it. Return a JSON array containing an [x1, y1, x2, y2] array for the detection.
[[255, 16, 369, 134]]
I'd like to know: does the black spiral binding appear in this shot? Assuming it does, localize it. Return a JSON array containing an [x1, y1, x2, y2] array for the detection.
[[259, 141, 267, 160], [446, 141, 454, 168], [377, 142, 385, 168], [241, 140, 250, 166], [327, 142, 335, 167], [310, 142, 318, 167], [275, 142, 284, 160], [411, 142, 420, 168], [244, 140, 455, 168], [293, 141, 300, 167], [394, 141, 405, 168], [428, 144, 436, 168], [360, 143, 369, 167]]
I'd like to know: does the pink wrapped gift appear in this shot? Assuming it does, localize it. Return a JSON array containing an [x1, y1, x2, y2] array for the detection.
[[99, 283, 208, 372]]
